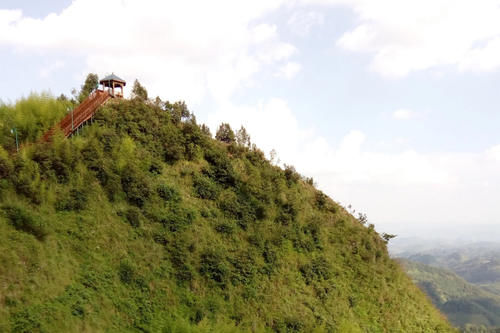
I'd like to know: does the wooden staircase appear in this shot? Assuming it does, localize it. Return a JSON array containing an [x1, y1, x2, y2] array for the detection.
[[42, 90, 112, 142]]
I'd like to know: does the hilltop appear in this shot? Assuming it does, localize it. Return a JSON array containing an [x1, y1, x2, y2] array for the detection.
[[0, 94, 455, 332]]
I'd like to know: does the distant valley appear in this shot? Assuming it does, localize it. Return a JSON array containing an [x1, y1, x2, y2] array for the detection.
[[395, 241, 500, 331]]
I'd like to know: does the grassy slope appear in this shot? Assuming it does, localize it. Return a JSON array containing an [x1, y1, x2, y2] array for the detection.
[[401, 259, 500, 329], [0, 98, 454, 332]]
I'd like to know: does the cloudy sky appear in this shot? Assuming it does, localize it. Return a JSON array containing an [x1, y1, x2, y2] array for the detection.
[[1, 0, 500, 239]]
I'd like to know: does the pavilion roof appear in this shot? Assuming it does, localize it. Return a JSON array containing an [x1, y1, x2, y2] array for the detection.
[[100, 73, 126, 85]]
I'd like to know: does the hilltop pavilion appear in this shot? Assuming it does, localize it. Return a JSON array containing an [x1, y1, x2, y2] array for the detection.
[[99, 73, 126, 98]]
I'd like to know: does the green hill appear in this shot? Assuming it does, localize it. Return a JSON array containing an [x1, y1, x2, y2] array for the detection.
[[400, 259, 500, 330], [0, 95, 454, 332]]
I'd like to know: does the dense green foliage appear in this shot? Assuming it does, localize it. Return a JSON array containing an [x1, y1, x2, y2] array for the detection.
[[0, 96, 455, 332], [215, 123, 235, 144], [401, 259, 500, 332], [0, 93, 71, 151]]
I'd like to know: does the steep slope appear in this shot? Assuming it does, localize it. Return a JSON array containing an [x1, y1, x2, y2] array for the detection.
[[401, 259, 500, 329], [0, 98, 454, 332]]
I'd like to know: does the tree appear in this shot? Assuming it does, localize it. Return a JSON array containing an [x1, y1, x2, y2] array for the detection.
[[78, 73, 99, 103], [357, 212, 368, 225], [235, 126, 251, 147], [171, 101, 190, 124], [270, 149, 280, 165], [131, 79, 148, 100], [215, 123, 235, 143], [382, 233, 396, 243], [200, 124, 212, 137], [153, 96, 163, 108]]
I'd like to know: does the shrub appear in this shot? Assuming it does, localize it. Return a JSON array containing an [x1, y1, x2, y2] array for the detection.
[[315, 191, 328, 210], [2, 204, 47, 240], [229, 251, 257, 286], [11, 306, 44, 333], [303, 220, 322, 248], [284, 317, 305, 332], [125, 207, 142, 228], [245, 149, 266, 166], [168, 238, 195, 284], [149, 159, 163, 175], [284, 164, 301, 185], [160, 207, 196, 232], [121, 166, 151, 207], [161, 128, 185, 164], [214, 221, 235, 235], [276, 202, 297, 226], [300, 256, 332, 285], [56, 188, 88, 211], [200, 249, 229, 287], [273, 317, 305, 333], [118, 261, 135, 284], [157, 184, 180, 202], [11, 158, 42, 204], [203, 148, 236, 186], [291, 230, 315, 253], [32, 139, 75, 184], [0, 147, 13, 179], [262, 242, 279, 274], [0, 179, 8, 199], [193, 174, 219, 200], [217, 187, 266, 230]]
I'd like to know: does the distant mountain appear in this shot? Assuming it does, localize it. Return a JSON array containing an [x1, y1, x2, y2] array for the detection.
[[390, 236, 500, 257], [398, 243, 500, 287], [400, 259, 500, 330]]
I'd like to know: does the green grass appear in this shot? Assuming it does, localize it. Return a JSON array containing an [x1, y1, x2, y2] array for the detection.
[[0, 97, 455, 332]]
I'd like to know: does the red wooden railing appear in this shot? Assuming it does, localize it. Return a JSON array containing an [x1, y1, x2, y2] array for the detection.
[[42, 90, 112, 142]]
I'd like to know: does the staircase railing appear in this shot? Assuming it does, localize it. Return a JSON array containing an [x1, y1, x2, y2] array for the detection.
[[41, 90, 111, 141]]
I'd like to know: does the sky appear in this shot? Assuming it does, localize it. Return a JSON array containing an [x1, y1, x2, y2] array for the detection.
[[1, 0, 500, 239]]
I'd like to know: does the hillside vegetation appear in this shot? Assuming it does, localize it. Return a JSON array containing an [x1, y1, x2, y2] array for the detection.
[[401, 259, 500, 331], [0, 95, 454, 332]]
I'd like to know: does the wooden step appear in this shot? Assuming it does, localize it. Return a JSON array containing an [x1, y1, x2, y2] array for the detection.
[[41, 90, 112, 142]]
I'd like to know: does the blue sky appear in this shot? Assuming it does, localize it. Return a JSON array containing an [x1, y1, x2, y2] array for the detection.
[[1, 0, 500, 239]]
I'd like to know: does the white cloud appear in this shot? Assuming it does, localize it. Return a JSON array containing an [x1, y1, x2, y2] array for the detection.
[[39, 60, 65, 78], [5, 0, 497, 96], [252, 24, 278, 43], [392, 108, 415, 120], [331, 0, 500, 77], [486, 144, 500, 162], [287, 11, 325, 36], [275, 61, 302, 79], [0, 0, 297, 104]]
